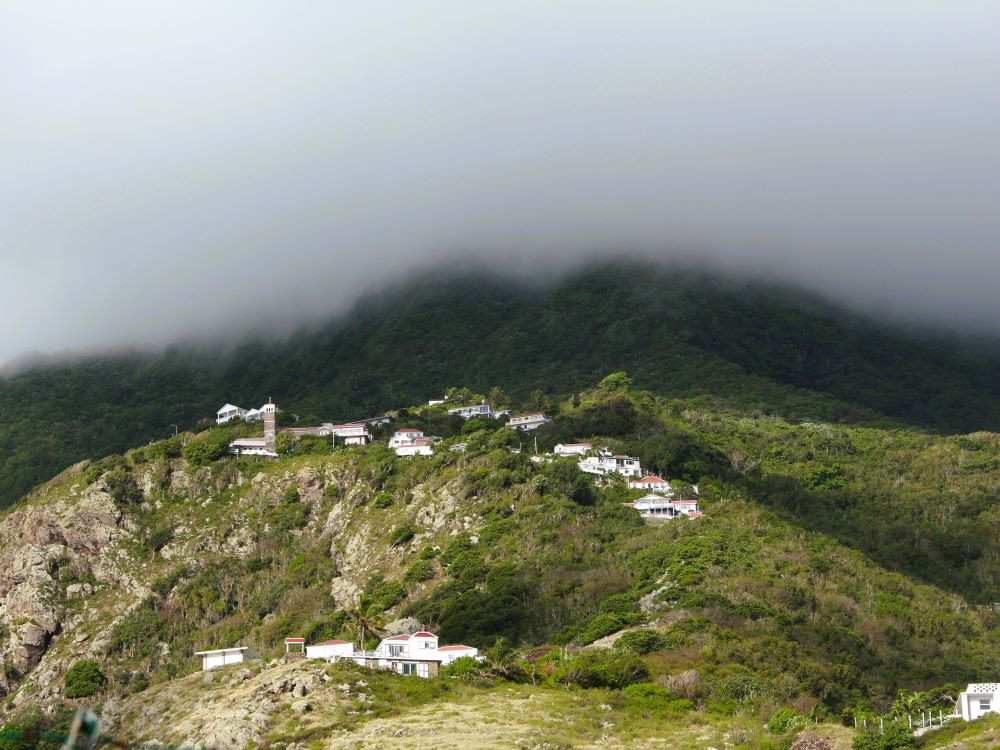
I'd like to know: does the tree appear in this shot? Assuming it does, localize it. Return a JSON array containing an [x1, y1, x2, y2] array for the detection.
[[182, 432, 230, 467], [598, 371, 633, 391], [488, 386, 509, 407], [64, 660, 105, 699], [348, 593, 386, 651], [274, 432, 296, 456]]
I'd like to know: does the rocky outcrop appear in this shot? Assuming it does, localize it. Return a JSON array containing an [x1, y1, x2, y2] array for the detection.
[[0, 487, 127, 683]]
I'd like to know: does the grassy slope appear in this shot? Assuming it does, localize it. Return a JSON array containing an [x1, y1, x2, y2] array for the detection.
[[8, 383, 1000, 742], [5, 264, 1000, 507]]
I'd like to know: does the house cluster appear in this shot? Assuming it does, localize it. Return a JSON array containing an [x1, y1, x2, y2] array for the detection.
[[214, 396, 700, 521], [195, 631, 479, 680]]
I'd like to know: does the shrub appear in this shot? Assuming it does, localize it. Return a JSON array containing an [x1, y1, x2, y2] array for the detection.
[[622, 682, 671, 707], [578, 612, 645, 645], [405, 560, 435, 583], [283, 486, 301, 503], [182, 432, 231, 467], [614, 629, 669, 655], [557, 650, 648, 689], [768, 707, 810, 734], [600, 593, 638, 615], [373, 493, 394, 509], [104, 468, 142, 506], [441, 656, 482, 679], [389, 523, 416, 548], [661, 669, 708, 700], [64, 660, 105, 698], [852, 724, 916, 750]]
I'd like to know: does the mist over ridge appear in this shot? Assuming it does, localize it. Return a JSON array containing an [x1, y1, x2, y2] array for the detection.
[[4, 2, 1000, 365]]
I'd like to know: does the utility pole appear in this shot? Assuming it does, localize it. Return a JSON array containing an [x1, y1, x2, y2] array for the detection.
[[169, 424, 178, 437]]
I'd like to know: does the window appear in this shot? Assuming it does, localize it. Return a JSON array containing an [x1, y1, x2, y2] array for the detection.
[[400, 663, 416, 675], [980, 699, 991, 711], [389, 645, 404, 656]]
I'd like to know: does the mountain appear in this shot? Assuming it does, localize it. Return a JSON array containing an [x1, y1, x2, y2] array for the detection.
[[4, 263, 1000, 510], [0, 381, 997, 747]]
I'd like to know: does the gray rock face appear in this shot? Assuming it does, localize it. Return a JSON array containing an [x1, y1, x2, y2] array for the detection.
[[0, 486, 127, 683], [383, 617, 422, 635], [290, 699, 310, 713]]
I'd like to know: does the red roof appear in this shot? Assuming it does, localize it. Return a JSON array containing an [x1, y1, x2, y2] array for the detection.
[[560, 443, 592, 447], [285, 637, 305, 643], [386, 634, 411, 641], [633, 475, 668, 483], [312, 639, 350, 646], [512, 412, 545, 418], [675, 499, 698, 504], [438, 645, 475, 651], [413, 631, 436, 638], [396, 428, 422, 433]]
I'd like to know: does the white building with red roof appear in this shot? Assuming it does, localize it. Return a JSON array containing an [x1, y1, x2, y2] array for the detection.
[[320, 423, 373, 445], [508, 411, 551, 430], [628, 475, 673, 493], [305, 639, 355, 660], [317, 631, 479, 677], [578, 453, 642, 479], [389, 428, 436, 456], [624, 493, 702, 520]]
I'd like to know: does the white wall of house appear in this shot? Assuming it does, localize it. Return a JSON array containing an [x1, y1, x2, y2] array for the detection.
[[196, 647, 259, 670], [959, 684, 1000, 720], [508, 413, 550, 430], [554, 443, 592, 456], [305, 641, 356, 660], [217, 404, 247, 424], [579, 454, 642, 479]]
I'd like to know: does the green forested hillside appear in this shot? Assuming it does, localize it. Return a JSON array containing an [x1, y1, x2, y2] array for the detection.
[[3, 263, 1000, 507]]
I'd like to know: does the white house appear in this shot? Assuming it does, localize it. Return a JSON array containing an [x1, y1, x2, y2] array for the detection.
[[395, 437, 435, 457], [216, 404, 247, 425], [321, 423, 373, 445], [194, 646, 261, 671], [554, 443, 592, 456], [578, 452, 642, 479], [244, 408, 261, 422], [448, 403, 509, 420], [305, 639, 355, 660], [343, 632, 479, 677], [508, 412, 550, 431], [228, 438, 278, 458], [628, 475, 673, 493], [625, 493, 702, 520], [958, 684, 1000, 721], [389, 428, 425, 448]]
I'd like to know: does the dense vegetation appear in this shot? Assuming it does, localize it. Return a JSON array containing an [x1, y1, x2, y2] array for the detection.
[[4, 263, 1000, 506], [22, 378, 999, 733]]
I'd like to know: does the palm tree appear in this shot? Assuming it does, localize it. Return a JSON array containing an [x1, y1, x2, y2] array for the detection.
[[488, 386, 509, 408], [482, 637, 525, 681], [348, 593, 386, 652]]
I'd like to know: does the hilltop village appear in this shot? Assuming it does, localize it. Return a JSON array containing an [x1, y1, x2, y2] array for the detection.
[[216, 392, 701, 522]]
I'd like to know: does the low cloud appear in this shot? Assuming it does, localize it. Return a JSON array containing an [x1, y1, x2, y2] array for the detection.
[[3, 1, 1000, 366]]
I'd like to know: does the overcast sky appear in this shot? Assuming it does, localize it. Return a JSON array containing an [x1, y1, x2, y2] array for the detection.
[[2, 1, 999, 366]]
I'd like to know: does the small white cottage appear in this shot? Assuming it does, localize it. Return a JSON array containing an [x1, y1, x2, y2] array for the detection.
[[216, 404, 247, 425], [508, 412, 550, 430], [194, 646, 260, 671], [554, 443, 592, 456], [305, 639, 355, 660], [958, 683, 1000, 721]]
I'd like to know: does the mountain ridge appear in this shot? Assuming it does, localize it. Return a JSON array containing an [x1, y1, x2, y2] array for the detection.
[[4, 263, 1000, 508]]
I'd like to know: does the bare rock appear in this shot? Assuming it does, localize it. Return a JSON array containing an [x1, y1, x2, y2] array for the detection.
[[290, 700, 311, 713], [384, 617, 422, 636]]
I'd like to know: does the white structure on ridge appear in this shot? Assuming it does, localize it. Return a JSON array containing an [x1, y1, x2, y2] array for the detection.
[[508, 412, 550, 430], [958, 684, 1000, 721], [578, 450, 642, 479], [625, 493, 702, 520], [344, 632, 479, 677], [554, 443, 592, 456], [389, 428, 435, 457], [305, 639, 355, 660], [194, 646, 260, 670], [447, 403, 508, 420], [216, 404, 247, 424], [228, 400, 279, 457], [282, 423, 373, 445], [628, 475, 673, 493]]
